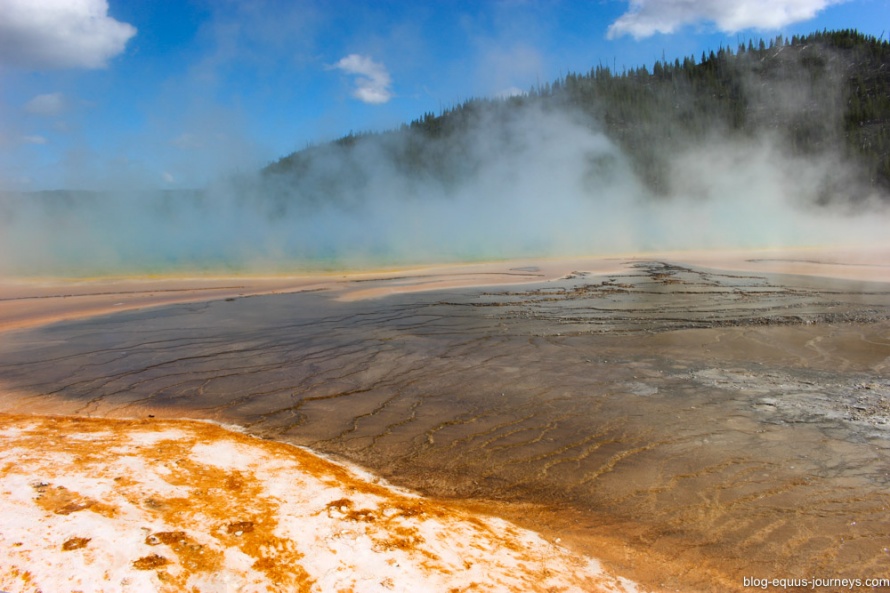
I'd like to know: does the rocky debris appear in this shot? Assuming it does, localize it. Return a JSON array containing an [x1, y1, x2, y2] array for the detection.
[[691, 367, 890, 433]]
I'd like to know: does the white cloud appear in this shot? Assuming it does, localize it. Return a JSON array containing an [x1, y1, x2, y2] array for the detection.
[[22, 135, 47, 145], [24, 92, 66, 116], [162, 171, 175, 184], [607, 0, 844, 39], [0, 0, 136, 69], [333, 54, 393, 104]]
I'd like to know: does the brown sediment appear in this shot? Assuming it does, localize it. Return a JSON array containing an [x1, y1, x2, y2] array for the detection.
[[2, 247, 890, 591], [32, 482, 118, 518], [0, 260, 561, 334], [3, 245, 888, 335], [61, 536, 90, 551], [0, 276, 330, 334]]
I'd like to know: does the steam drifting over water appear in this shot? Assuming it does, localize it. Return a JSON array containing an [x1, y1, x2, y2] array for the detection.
[[1, 101, 887, 277]]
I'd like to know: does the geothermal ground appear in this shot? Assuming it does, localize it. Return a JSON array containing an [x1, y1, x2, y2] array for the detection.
[[1, 247, 890, 592], [0, 414, 634, 593]]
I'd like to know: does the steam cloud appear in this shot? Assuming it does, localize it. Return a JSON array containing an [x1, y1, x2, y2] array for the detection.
[[24, 93, 67, 117], [0, 48, 887, 277]]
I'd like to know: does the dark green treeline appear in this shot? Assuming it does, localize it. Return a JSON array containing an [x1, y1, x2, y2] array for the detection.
[[266, 29, 890, 202]]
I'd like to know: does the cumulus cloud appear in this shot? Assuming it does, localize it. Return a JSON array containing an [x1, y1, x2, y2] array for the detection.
[[333, 54, 393, 104], [607, 0, 844, 39], [24, 92, 66, 116], [0, 0, 136, 69]]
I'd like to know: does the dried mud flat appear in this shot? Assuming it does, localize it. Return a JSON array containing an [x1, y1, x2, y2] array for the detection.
[[1, 257, 890, 591]]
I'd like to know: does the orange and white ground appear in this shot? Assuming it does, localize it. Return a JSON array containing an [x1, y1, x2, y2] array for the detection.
[[0, 413, 641, 593]]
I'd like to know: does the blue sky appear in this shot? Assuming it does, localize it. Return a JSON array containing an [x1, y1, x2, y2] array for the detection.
[[1, 0, 887, 191]]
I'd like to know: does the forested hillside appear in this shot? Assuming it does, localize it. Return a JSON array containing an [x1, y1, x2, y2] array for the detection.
[[265, 29, 890, 203]]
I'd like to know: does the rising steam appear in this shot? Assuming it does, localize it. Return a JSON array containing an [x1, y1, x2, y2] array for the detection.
[[1, 58, 887, 277]]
